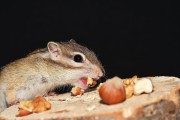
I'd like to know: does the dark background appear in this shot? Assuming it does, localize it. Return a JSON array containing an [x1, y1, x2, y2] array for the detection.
[[0, 1, 179, 78]]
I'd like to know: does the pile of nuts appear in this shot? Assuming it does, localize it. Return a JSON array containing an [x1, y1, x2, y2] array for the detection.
[[15, 76, 153, 117], [70, 75, 153, 105], [98, 76, 153, 105], [16, 96, 51, 117]]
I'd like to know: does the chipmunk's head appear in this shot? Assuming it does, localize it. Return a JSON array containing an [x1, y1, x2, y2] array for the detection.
[[47, 39, 105, 89]]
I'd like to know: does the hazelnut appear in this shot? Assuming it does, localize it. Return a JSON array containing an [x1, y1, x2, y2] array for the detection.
[[71, 86, 85, 96], [98, 76, 126, 105], [134, 78, 153, 95]]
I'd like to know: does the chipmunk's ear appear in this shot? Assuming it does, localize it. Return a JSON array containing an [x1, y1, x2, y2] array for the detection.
[[47, 42, 62, 61], [69, 39, 76, 43]]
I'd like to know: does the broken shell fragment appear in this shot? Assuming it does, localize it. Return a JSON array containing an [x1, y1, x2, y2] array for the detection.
[[16, 108, 32, 117], [134, 78, 153, 95]]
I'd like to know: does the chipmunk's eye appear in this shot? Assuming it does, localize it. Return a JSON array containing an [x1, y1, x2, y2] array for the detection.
[[73, 52, 86, 63], [73, 54, 83, 63]]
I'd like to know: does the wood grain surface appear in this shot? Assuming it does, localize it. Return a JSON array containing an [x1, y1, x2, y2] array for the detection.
[[0, 76, 180, 120]]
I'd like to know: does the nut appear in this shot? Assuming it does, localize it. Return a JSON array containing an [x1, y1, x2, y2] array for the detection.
[[123, 76, 137, 99], [134, 78, 153, 95], [125, 85, 134, 98], [98, 76, 126, 105], [71, 86, 85, 96], [18, 100, 32, 112], [87, 77, 97, 87], [123, 75, 137, 85], [29, 96, 51, 113], [16, 108, 32, 117], [16, 96, 51, 117]]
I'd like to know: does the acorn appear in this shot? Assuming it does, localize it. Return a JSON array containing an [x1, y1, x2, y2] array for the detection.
[[98, 76, 126, 105]]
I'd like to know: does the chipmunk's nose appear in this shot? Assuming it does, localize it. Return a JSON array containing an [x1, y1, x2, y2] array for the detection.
[[91, 64, 105, 79], [96, 67, 104, 78], [97, 70, 103, 77]]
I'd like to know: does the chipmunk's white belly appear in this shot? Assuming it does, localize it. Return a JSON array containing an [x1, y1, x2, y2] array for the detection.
[[16, 80, 54, 100]]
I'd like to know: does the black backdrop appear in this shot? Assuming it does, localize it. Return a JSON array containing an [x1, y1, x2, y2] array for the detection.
[[0, 1, 179, 78]]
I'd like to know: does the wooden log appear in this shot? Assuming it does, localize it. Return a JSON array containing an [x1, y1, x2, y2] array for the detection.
[[0, 76, 180, 120]]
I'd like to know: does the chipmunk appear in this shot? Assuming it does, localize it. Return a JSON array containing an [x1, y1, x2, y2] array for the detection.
[[0, 39, 104, 112]]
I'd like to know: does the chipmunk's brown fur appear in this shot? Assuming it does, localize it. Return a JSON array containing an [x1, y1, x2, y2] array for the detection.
[[0, 39, 104, 112]]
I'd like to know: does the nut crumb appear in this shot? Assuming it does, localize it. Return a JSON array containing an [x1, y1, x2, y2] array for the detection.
[[71, 86, 84, 96], [87, 77, 97, 87]]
